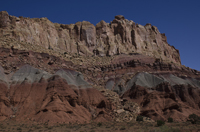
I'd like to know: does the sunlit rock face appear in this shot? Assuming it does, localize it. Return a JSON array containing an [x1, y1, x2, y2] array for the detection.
[[0, 11, 180, 64]]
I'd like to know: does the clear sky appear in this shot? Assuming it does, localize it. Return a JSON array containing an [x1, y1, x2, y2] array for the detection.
[[1, 0, 200, 70]]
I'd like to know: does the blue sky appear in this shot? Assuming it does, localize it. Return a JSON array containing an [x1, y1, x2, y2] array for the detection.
[[1, 0, 200, 70]]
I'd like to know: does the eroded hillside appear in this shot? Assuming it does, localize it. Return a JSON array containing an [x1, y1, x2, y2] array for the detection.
[[0, 11, 200, 123]]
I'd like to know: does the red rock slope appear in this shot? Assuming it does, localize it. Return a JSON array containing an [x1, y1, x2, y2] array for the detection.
[[0, 65, 113, 124]]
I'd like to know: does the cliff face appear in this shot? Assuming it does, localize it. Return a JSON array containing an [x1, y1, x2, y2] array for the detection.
[[2, 11, 200, 123], [0, 11, 180, 64]]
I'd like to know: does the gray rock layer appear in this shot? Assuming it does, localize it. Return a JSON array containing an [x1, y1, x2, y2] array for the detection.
[[106, 72, 200, 95], [1, 65, 91, 89]]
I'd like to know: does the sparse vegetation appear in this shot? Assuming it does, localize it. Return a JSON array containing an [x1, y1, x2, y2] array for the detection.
[[120, 126, 126, 130], [168, 117, 173, 123], [28, 129, 33, 132], [136, 115, 143, 121], [48, 126, 53, 129], [159, 125, 180, 132], [157, 120, 165, 127], [0, 120, 199, 132], [17, 127, 22, 131], [97, 122, 102, 127], [189, 114, 200, 124], [0, 124, 6, 129]]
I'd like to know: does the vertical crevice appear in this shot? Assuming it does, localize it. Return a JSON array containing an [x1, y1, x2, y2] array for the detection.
[[131, 30, 137, 49]]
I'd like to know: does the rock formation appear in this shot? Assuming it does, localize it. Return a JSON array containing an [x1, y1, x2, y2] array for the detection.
[[121, 73, 200, 121], [0, 65, 114, 124], [0, 11, 180, 64], [0, 11, 200, 123]]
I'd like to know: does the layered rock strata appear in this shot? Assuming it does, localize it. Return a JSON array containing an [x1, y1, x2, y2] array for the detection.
[[0, 65, 114, 124], [0, 11, 180, 64], [0, 11, 200, 123], [0, 46, 199, 123]]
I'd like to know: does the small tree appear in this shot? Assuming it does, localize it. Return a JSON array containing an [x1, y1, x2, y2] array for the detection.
[[157, 120, 165, 126], [168, 117, 173, 123], [189, 114, 200, 124], [136, 115, 143, 121]]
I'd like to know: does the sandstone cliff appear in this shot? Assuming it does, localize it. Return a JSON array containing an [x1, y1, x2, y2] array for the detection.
[[0, 11, 180, 64]]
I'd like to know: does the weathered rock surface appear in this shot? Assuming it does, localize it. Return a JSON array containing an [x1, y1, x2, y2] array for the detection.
[[121, 73, 200, 122], [0, 46, 199, 123], [1, 11, 200, 124], [0, 65, 114, 124], [0, 47, 73, 74], [0, 11, 180, 64]]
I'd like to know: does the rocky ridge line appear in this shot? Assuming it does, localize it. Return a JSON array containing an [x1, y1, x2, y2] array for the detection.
[[0, 11, 180, 65]]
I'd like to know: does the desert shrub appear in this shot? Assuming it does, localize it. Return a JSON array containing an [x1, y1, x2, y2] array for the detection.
[[48, 126, 53, 129], [120, 126, 126, 130], [189, 114, 200, 124], [157, 120, 165, 126], [168, 117, 173, 123], [136, 115, 143, 121], [0, 124, 6, 129], [97, 122, 102, 127], [28, 129, 33, 132], [17, 127, 22, 131]]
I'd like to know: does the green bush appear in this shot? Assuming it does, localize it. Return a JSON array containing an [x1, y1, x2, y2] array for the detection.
[[97, 122, 102, 127], [168, 117, 173, 123], [157, 120, 165, 126], [136, 115, 143, 121], [189, 114, 200, 124]]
